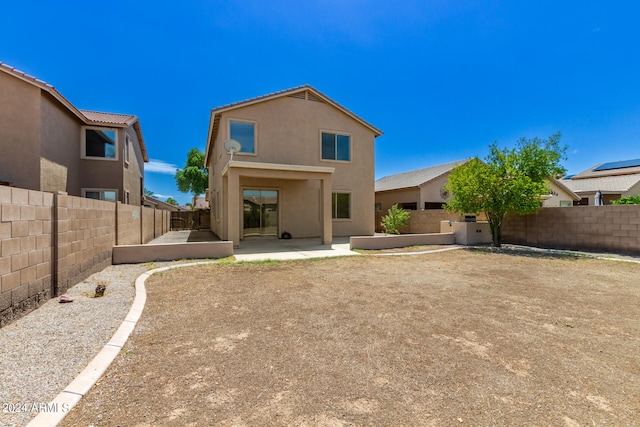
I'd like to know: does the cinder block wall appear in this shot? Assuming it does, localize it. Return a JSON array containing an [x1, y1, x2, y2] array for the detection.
[[375, 209, 486, 234], [0, 187, 53, 327], [1, 188, 171, 327], [503, 206, 640, 255], [117, 203, 142, 245], [142, 207, 155, 243], [55, 194, 116, 295], [154, 209, 163, 238]]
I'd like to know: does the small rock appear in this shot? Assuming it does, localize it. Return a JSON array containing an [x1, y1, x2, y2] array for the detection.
[[59, 294, 74, 303]]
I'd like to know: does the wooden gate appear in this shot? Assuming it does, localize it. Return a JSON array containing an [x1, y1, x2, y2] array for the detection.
[[171, 209, 211, 230]]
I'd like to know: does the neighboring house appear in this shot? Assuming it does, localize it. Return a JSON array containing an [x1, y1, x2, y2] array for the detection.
[[375, 160, 469, 212], [376, 160, 580, 211], [205, 85, 382, 246], [193, 196, 210, 210], [143, 195, 183, 211], [541, 178, 581, 207], [561, 159, 640, 205], [0, 62, 148, 204]]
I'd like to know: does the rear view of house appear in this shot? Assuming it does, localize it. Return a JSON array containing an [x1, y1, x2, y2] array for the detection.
[[0, 62, 148, 204], [205, 85, 382, 246]]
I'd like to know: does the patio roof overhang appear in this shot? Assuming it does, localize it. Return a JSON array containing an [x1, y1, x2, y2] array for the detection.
[[221, 161, 335, 247], [222, 160, 334, 179]]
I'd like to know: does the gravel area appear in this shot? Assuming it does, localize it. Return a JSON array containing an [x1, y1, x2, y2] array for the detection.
[[0, 261, 172, 427]]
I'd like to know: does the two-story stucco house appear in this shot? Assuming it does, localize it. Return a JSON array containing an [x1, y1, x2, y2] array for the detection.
[[204, 85, 382, 246], [0, 62, 148, 204]]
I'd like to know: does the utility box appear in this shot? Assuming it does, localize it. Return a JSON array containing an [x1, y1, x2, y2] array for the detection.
[[440, 220, 492, 245]]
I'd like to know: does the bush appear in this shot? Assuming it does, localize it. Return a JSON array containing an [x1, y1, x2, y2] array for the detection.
[[611, 195, 640, 205], [380, 204, 410, 234]]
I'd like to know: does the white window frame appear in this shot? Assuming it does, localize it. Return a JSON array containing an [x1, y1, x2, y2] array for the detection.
[[124, 134, 130, 166], [228, 118, 258, 156], [81, 126, 119, 161], [320, 130, 352, 163], [331, 191, 351, 220], [82, 188, 119, 202], [124, 190, 130, 205]]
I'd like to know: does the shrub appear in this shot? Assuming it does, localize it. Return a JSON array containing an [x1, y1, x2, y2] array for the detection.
[[611, 195, 640, 205], [380, 204, 410, 234]]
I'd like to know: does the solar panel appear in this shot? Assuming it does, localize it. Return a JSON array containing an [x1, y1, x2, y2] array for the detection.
[[593, 159, 640, 172]]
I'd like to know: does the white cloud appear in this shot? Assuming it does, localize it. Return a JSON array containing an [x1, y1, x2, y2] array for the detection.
[[152, 193, 172, 199], [146, 159, 179, 175]]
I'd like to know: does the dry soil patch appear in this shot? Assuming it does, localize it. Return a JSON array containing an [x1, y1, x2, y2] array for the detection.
[[61, 250, 639, 426]]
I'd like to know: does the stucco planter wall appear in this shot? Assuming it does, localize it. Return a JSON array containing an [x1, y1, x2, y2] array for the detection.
[[350, 233, 455, 250]]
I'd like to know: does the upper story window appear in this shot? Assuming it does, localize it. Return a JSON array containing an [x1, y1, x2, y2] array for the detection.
[[322, 132, 350, 161], [229, 120, 256, 154], [124, 134, 130, 165], [83, 127, 117, 160]]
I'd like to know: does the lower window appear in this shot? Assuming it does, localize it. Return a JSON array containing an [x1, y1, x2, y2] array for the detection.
[[84, 189, 118, 202], [332, 192, 350, 219]]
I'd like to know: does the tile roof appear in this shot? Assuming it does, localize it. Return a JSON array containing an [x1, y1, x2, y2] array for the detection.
[[80, 110, 138, 126], [560, 174, 640, 193], [375, 159, 469, 192]]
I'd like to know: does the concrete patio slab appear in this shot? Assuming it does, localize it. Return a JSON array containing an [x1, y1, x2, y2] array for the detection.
[[233, 237, 358, 261]]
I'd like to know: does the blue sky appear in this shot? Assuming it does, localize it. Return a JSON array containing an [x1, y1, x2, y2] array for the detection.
[[3, 1, 639, 205]]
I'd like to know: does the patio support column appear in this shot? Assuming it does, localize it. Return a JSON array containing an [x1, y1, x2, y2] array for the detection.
[[320, 176, 333, 245], [227, 170, 241, 248]]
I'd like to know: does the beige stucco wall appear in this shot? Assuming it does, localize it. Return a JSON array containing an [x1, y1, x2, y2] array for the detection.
[[375, 188, 420, 212], [80, 126, 125, 201], [419, 173, 451, 206], [123, 126, 145, 205], [541, 180, 578, 207], [0, 72, 41, 190], [210, 93, 377, 241], [40, 92, 83, 195]]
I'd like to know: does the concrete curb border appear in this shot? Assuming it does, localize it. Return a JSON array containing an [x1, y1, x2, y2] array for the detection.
[[26, 261, 216, 427]]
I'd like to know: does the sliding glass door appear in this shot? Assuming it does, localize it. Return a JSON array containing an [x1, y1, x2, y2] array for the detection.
[[243, 190, 278, 237]]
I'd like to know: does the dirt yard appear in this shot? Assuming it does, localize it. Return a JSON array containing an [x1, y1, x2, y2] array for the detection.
[[61, 249, 639, 426]]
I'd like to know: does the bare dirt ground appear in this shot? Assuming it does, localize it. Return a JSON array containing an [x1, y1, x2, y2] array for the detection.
[[61, 249, 639, 426]]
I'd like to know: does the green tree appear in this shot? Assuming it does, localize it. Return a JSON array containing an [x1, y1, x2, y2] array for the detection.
[[444, 133, 566, 247], [144, 187, 154, 196], [166, 197, 178, 206], [612, 195, 640, 205], [175, 148, 208, 207], [380, 204, 411, 234]]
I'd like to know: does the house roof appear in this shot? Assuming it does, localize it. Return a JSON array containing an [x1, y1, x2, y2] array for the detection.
[[560, 174, 640, 194], [0, 62, 148, 162], [375, 159, 469, 192], [571, 158, 640, 179], [82, 110, 149, 162], [549, 177, 581, 201], [205, 85, 383, 166]]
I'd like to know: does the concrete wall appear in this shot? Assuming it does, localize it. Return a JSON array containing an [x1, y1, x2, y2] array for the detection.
[[1, 187, 170, 327], [55, 193, 115, 295], [142, 207, 156, 243], [375, 209, 469, 234], [502, 205, 640, 255], [0, 187, 53, 327]]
